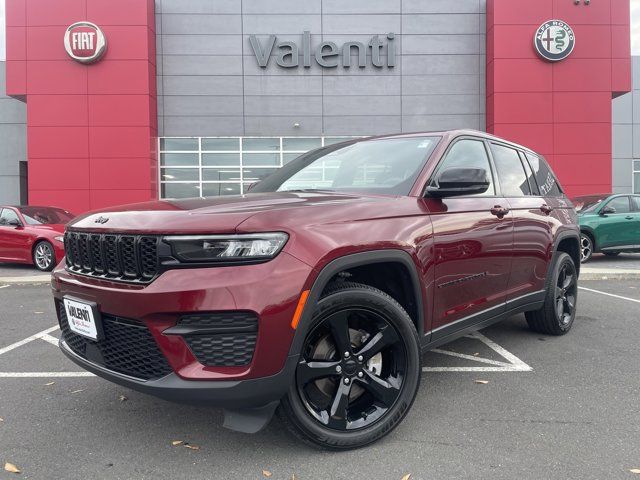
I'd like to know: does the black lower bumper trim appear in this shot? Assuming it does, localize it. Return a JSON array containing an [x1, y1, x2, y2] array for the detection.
[[60, 339, 298, 409]]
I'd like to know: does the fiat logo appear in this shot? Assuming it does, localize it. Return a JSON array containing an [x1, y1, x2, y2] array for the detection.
[[64, 21, 107, 64]]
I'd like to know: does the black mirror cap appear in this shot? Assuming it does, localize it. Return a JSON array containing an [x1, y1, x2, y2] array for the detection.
[[7, 218, 22, 227], [426, 167, 490, 198]]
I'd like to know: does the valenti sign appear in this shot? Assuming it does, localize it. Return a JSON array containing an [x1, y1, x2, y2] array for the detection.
[[64, 21, 107, 64], [249, 31, 396, 68]]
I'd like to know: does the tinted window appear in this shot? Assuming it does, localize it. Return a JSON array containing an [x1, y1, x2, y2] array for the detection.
[[632, 196, 640, 211], [491, 144, 530, 196], [253, 137, 439, 196], [432, 139, 495, 196], [18, 206, 74, 225], [0, 208, 20, 226], [520, 152, 539, 195], [526, 153, 562, 196], [605, 196, 631, 214]]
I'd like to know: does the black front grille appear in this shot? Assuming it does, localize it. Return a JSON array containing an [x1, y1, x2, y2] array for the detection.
[[58, 302, 172, 381], [178, 312, 259, 367], [65, 231, 159, 283]]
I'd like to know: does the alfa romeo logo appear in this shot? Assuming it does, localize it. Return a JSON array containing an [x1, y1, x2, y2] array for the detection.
[[64, 21, 107, 64], [534, 19, 575, 62]]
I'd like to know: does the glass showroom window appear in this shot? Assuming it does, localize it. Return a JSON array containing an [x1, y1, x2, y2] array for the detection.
[[159, 137, 356, 199], [634, 160, 640, 194]]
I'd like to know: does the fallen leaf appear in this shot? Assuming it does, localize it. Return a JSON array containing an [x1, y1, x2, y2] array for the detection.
[[45, 381, 55, 386], [171, 440, 183, 446], [401, 474, 412, 480], [34, 311, 44, 314], [0, 417, 4, 422], [70, 389, 84, 394], [118, 395, 127, 402], [292, 475, 296, 480], [630, 469, 640, 474], [262, 471, 273, 477], [184, 444, 200, 450], [474, 380, 489, 384], [473, 352, 480, 356], [4, 463, 21, 474]]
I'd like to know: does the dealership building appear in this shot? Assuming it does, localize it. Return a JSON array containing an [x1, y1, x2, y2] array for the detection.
[[0, 0, 636, 214]]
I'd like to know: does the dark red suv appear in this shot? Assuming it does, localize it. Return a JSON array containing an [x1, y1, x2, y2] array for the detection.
[[53, 130, 580, 449]]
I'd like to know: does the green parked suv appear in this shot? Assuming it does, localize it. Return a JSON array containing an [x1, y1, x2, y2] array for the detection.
[[573, 194, 640, 262]]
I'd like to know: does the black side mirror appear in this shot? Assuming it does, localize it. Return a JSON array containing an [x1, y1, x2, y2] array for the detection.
[[601, 205, 616, 215], [7, 218, 22, 227], [426, 167, 490, 198]]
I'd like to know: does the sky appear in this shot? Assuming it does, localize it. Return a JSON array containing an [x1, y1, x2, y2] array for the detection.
[[0, 0, 640, 60]]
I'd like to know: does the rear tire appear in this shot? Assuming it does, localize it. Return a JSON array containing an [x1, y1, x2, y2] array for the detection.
[[278, 282, 421, 450], [525, 252, 578, 336], [33, 241, 55, 272]]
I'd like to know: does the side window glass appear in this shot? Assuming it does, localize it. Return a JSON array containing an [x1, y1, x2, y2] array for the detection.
[[605, 196, 631, 214], [0, 209, 19, 226], [526, 153, 562, 196], [632, 196, 640, 211], [519, 152, 539, 195], [490, 143, 530, 196], [432, 139, 495, 196]]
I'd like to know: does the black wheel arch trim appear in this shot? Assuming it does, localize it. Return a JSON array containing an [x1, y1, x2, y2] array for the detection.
[[549, 230, 581, 279], [287, 249, 426, 359]]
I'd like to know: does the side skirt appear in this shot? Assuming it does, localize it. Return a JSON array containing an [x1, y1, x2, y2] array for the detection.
[[420, 291, 545, 352]]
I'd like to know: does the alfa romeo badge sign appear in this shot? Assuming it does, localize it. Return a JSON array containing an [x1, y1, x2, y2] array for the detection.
[[534, 20, 575, 62], [64, 21, 107, 64]]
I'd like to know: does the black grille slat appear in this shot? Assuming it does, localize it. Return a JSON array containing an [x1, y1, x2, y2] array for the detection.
[[58, 302, 172, 381], [64, 231, 159, 283]]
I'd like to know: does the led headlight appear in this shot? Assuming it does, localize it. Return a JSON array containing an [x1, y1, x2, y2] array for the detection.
[[163, 232, 288, 263]]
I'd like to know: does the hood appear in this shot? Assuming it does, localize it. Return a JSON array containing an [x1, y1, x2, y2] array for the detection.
[[67, 191, 397, 234], [29, 224, 66, 234]]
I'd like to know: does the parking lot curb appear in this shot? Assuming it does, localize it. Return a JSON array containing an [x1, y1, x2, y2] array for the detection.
[[0, 275, 51, 284], [580, 269, 640, 280]]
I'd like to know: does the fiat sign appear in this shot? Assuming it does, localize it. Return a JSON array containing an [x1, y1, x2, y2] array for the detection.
[[64, 22, 107, 64]]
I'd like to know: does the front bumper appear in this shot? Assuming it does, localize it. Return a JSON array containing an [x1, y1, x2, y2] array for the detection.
[[52, 251, 313, 384], [60, 339, 299, 408]]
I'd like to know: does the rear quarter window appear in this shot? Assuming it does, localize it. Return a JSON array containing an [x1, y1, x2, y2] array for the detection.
[[525, 153, 563, 196]]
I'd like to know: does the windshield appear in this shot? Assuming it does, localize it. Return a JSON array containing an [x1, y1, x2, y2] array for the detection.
[[251, 136, 440, 196], [18, 206, 75, 225], [572, 195, 610, 213]]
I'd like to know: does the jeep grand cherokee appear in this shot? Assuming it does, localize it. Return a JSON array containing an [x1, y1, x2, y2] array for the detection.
[[53, 130, 580, 449]]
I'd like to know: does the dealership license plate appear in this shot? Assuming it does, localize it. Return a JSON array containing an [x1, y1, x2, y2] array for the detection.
[[63, 297, 101, 341]]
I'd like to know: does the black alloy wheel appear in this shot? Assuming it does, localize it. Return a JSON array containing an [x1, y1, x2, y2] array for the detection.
[[279, 282, 421, 450], [526, 252, 578, 335]]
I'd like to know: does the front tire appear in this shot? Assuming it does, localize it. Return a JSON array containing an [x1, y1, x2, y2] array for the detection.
[[525, 252, 578, 335], [279, 282, 421, 450], [580, 233, 593, 263], [33, 241, 55, 271]]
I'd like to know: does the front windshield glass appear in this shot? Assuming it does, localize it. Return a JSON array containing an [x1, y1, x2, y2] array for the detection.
[[572, 195, 609, 213], [18, 206, 75, 225], [251, 136, 440, 196]]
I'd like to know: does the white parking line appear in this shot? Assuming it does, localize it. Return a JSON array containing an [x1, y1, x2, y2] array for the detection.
[[0, 326, 59, 356], [40, 333, 60, 346], [579, 286, 640, 304], [0, 285, 10, 289], [0, 372, 95, 378]]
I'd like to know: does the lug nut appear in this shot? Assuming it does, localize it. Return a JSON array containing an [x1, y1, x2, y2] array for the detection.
[[343, 378, 350, 385], [344, 351, 350, 358], [357, 371, 364, 378], [357, 355, 363, 362], [336, 365, 342, 373]]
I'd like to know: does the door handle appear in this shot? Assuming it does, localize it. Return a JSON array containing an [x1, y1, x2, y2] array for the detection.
[[490, 205, 510, 218], [625, 216, 634, 220], [540, 204, 553, 215]]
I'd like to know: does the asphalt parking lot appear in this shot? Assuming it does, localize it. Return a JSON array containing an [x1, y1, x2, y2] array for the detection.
[[1, 279, 639, 479]]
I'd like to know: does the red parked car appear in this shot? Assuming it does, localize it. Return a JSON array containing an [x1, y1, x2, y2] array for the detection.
[[0, 206, 74, 271], [52, 130, 580, 449]]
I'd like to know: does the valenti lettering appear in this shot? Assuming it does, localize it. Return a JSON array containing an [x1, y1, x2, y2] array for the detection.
[[249, 31, 396, 68]]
